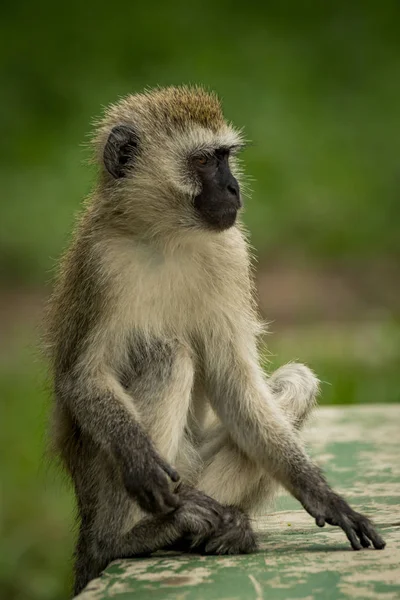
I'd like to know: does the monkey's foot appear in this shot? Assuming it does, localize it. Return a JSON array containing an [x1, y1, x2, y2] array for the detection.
[[167, 506, 257, 555], [202, 506, 258, 555], [165, 487, 257, 555], [172, 484, 225, 548]]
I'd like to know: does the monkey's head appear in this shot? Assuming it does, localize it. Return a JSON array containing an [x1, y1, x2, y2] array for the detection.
[[95, 86, 245, 237]]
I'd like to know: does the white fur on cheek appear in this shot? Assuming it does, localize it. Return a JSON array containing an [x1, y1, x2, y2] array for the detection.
[[168, 124, 244, 196]]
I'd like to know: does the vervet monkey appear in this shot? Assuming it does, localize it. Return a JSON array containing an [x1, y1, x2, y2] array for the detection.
[[45, 86, 385, 596]]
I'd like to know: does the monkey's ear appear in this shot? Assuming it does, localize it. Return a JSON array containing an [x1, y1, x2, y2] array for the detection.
[[103, 124, 139, 179]]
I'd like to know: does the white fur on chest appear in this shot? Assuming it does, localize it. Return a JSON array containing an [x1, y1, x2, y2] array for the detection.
[[101, 237, 224, 335]]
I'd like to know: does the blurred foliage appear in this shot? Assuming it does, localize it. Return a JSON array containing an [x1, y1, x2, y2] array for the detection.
[[0, 347, 74, 600], [1, 0, 400, 282], [1, 2, 400, 599]]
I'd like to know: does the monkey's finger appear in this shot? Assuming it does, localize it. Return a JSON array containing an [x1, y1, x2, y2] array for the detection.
[[153, 469, 181, 509], [136, 490, 159, 514], [144, 488, 174, 514], [357, 530, 371, 548], [137, 477, 174, 514], [161, 488, 181, 510], [147, 494, 165, 514], [152, 488, 179, 513], [159, 460, 180, 483], [340, 518, 362, 550], [346, 530, 362, 551], [359, 520, 386, 550], [316, 517, 325, 527]]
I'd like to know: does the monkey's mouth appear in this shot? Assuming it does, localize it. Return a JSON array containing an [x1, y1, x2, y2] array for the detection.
[[198, 206, 238, 231]]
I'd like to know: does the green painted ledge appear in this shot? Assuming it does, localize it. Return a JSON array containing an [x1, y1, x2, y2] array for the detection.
[[76, 405, 400, 599]]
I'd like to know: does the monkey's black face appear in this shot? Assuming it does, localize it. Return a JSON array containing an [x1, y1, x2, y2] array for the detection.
[[192, 149, 241, 231]]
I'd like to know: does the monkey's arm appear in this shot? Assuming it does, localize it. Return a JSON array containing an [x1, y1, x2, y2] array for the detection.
[[56, 368, 180, 514], [201, 323, 385, 550]]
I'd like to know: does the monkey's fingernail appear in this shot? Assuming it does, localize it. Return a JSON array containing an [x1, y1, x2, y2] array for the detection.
[[160, 461, 180, 482], [169, 469, 180, 482]]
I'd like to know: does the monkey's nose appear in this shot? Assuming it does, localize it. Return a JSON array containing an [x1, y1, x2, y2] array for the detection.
[[227, 184, 238, 196], [226, 178, 241, 207], [228, 189, 242, 209], [227, 179, 240, 197]]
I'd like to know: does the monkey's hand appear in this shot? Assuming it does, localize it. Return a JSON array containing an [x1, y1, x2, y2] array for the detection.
[[117, 438, 180, 515], [302, 490, 386, 550]]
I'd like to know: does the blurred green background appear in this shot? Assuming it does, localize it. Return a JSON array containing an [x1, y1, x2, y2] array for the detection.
[[1, 1, 399, 599]]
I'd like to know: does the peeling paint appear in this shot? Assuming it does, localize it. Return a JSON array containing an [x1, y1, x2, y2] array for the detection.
[[76, 405, 400, 600]]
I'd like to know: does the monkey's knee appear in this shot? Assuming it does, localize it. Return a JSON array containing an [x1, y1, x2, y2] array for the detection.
[[197, 434, 264, 508], [269, 363, 319, 429]]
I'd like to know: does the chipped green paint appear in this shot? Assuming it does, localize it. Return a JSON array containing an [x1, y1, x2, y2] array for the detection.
[[76, 405, 400, 599]]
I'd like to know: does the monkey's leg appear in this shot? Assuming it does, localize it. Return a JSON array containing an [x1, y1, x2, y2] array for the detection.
[[74, 513, 182, 596], [74, 515, 101, 597], [74, 486, 225, 596], [197, 362, 318, 511], [185, 364, 318, 554], [128, 340, 195, 468]]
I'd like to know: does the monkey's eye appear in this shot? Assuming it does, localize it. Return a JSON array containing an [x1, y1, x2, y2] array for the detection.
[[196, 155, 210, 166]]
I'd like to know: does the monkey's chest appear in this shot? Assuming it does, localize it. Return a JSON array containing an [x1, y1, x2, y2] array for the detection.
[[119, 258, 225, 334]]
